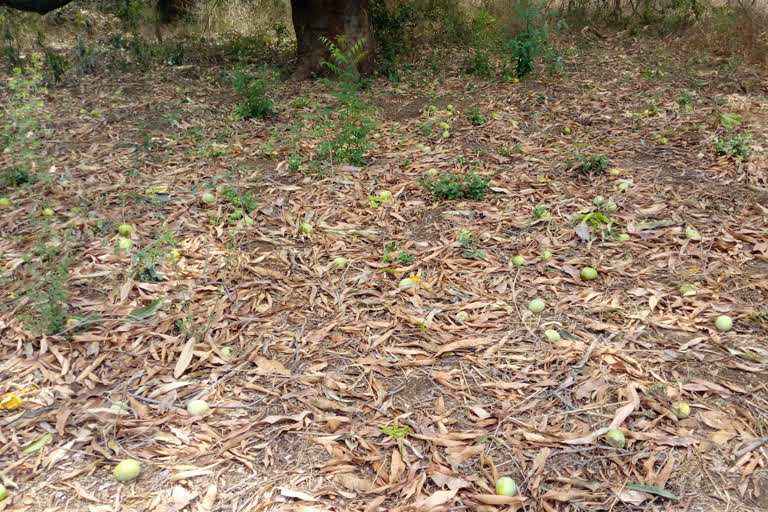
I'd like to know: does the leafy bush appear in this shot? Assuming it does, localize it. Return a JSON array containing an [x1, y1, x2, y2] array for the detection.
[[420, 172, 491, 200], [232, 69, 274, 120]]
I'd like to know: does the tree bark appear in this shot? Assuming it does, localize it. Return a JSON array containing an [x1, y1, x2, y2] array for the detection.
[[157, 0, 192, 24], [290, 0, 374, 79], [0, 0, 74, 14]]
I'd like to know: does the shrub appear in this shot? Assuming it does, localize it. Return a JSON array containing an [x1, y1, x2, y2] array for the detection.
[[419, 172, 491, 200], [232, 69, 274, 120]]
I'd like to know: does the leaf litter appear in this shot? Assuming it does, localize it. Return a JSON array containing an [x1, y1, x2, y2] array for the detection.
[[1, 31, 768, 512]]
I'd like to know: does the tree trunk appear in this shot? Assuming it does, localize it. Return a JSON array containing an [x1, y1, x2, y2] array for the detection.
[[290, 0, 374, 79], [157, 0, 192, 24]]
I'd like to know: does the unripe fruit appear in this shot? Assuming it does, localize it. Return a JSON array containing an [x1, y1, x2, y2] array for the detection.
[[221, 347, 233, 356], [168, 249, 181, 261], [604, 201, 617, 213], [118, 223, 134, 236], [333, 257, 348, 269], [715, 315, 732, 332], [426, 168, 439, 177], [0, 198, 10, 207], [617, 182, 629, 192], [685, 228, 701, 241], [118, 238, 133, 252], [528, 298, 546, 313], [544, 329, 561, 342], [42, 207, 54, 216], [563, 126, 571, 134], [495, 476, 517, 496], [617, 233, 630, 241], [670, 401, 690, 419], [113, 459, 141, 482], [679, 284, 695, 295], [439, 122, 450, 130], [593, 195, 605, 206], [605, 428, 625, 448], [378, 190, 392, 201], [186, 399, 210, 416], [202, 192, 215, 204], [300, 222, 313, 234], [580, 267, 598, 280], [0, 483, 7, 500], [541, 250, 552, 261], [512, 255, 525, 266], [442, 130, 450, 138]]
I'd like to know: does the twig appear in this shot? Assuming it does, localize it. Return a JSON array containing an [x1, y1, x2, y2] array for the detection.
[[734, 436, 768, 458]]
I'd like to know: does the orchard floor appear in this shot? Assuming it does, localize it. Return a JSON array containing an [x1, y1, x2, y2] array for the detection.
[[1, 31, 768, 512]]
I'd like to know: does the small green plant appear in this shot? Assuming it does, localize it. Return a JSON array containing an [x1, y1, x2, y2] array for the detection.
[[125, 229, 178, 282], [232, 69, 274, 120], [678, 92, 695, 111], [456, 228, 486, 259], [532, 205, 549, 220], [383, 242, 414, 265], [221, 187, 258, 213], [467, 106, 486, 126], [714, 133, 751, 160], [315, 36, 378, 169], [498, 144, 522, 156], [420, 172, 490, 201], [569, 152, 611, 175]]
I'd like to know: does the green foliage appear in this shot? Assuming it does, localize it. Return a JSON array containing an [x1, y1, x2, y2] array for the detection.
[[573, 211, 612, 228], [1, 52, 47, 186], [383, 243, 415, 265], [370, 0, 469, 77], [499, 144, 522, 156], [569, 152, 611, 175], [714, 133, 751, 160], [127, 229, 178, 282], [457, 228, 485, 258], [221, 187, 258, 213], [1, 166, 34, 188], [44, 50, 67, 82], [232, 69, 274, 120], [314, 37, 377, 170], [419, 172, 491, 201], [467, 106, 486, 126]]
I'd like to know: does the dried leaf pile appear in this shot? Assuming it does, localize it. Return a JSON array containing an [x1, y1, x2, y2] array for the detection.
[[1, 32, 768, 512]]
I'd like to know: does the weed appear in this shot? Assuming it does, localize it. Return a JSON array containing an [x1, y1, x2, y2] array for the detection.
[[420, 172, 490, 201], [221, 187, 258, 213], [383, 242, 415, 265], [467, 106, 487, 126], [499, 144, 522, 156], [714, 132, 751, 160], [532, 205, 549, 220], [456, 228, 486, 258], [1, 53, 47, 181], [126, 229, 178, 282], [678, 91, 695, 111], [315, 37, 378, 169], [569, 152, 611, 175], [232, 69, 274, 120]]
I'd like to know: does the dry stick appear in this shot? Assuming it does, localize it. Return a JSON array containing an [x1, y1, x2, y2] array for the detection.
[[733, 436, 768, 458]]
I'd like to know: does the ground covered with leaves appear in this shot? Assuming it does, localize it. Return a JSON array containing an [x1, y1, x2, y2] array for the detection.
[[1, 31, 768, 512]]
